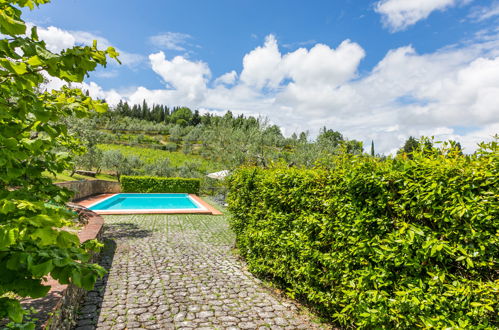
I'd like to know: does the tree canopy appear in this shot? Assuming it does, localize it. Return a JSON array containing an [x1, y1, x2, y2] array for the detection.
[[0, 0, 118, 325]]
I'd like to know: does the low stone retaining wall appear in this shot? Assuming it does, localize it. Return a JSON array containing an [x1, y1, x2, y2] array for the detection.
[[56, 180, 121, 201]]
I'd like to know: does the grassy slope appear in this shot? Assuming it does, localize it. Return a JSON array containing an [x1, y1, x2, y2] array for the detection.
[[97, 143, 223, 172], [44, 171, 118, 183]]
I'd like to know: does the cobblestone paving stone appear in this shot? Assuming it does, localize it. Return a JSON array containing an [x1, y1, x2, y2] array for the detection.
[[75, 213, 326, 330]]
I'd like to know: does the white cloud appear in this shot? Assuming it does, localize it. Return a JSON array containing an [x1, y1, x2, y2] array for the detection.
[[215, 71, 238, 85], [375, 0, 470, 32], [44, 33, 498, 154], [150, 51, 211, 101], [149, 32, 193, 51], [239, 35, 365, 90], [36, 26, 75, 52], [282, 40, 365, 88], [40, 73, 123, 106], [469, 1, 499, 21], [34, 25, 145, 67], [240, 35, 284, 89]]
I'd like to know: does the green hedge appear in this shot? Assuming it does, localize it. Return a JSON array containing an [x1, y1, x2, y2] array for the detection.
[[121, 175, 200, 194], [227, 142, 498, 329]]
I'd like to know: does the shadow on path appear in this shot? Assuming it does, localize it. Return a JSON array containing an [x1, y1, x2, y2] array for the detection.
[[73, 239, 116, 329], [104, 222, 154, 240], [74, 222, 155, 329]]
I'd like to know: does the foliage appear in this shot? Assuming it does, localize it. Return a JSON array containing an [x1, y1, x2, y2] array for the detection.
[[143, 158, 174, 178], [101, 150, 142, 181], [227, 140, 498, 329], [168, 124, 184, 143], [0, 0, 117, 324], [398, 136, 436, 158], [78, 102, 366, 176], [97, 144, 218, 171], [317, 127, 363, 155], [202, 117, 286, 168], [99, 114, 170, 133], [161, 142, 178, 152], [121, 175, 201, 194], [170, 107, 193, 126], [64, 116, 105, 174]]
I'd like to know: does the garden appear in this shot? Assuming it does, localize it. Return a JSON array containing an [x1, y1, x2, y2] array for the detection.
[[0, 0, 497, 329]]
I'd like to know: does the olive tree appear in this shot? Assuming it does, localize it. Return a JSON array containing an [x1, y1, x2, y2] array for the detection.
[[102, 150, 142, 181]]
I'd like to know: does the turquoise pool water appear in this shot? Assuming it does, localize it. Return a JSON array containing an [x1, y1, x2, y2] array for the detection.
[[89, 193, 204, 211]]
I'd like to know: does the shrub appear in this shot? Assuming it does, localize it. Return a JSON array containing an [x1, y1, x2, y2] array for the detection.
[[161, 142, 177, 152], [0, 0, 116, 324], [227, 141, 498, 329], [121, 175, 201, 194]]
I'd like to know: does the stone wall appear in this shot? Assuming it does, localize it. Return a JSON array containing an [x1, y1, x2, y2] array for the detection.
[[56, 180, 121, 201]]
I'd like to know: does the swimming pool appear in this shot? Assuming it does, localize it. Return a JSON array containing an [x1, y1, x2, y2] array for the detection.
[[87, 193, 211, 214]]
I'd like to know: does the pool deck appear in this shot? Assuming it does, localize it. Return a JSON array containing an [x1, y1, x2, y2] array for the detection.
[[76, 194, 223, 215]]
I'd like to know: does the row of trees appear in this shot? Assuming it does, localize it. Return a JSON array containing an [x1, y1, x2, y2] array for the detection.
[[70, 110, 366, 173], [114, 100, 202, 127], [399, 136, 462, 158], [71, 101, 473, 184]]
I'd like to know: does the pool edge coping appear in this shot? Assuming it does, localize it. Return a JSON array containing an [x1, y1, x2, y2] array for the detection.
[[76, 193, 223, 215]]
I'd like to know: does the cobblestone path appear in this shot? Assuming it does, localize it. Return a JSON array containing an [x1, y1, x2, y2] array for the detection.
[[75, 214, 325, 330]]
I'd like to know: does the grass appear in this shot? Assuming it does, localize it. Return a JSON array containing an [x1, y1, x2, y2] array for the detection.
[[97, 143, 223, 171], [43, 171, 118, 183], [200, 195, 228, 214]]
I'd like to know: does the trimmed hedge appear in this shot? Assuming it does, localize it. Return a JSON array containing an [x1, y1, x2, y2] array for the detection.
[[121, 175, 200, 194], [227, 142, 498, 329]]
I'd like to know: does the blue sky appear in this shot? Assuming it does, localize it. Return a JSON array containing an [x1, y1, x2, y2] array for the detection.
[[23, 0, 499, 153]]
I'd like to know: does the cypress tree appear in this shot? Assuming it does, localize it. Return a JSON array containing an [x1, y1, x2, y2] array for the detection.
[[141, 100, 150, 120], [116, 99, 124, 115], [159, 105, 165, 122], [190, 110, 201, 126], [123, 101, 131, 117], [132, 104, 140, 118]]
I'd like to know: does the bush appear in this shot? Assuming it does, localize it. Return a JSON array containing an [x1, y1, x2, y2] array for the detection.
[[227, 141, 498, 329], [0, 0, 115, 324], [161, 142, 177, 152], [121, 175, 201, 194]]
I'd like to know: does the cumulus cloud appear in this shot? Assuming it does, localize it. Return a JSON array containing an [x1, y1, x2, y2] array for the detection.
[[123, 34, 498, 153], [375, 0, 470, 32], [35, 25, 145, 67], [43, 33, 498, 154], [239, 35, 365, 90], [36, 26, 75, 52], [149, 32, 194, 51], [148, 51, 211, 103], [215, 71, 238, 85], [240, 35, 284, 89]]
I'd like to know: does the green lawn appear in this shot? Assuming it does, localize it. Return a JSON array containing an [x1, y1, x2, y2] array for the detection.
[[44, 171, 118, 183]]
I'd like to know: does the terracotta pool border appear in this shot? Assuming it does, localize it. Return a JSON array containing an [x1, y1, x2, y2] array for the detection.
[[76, 193, 223, 215]]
